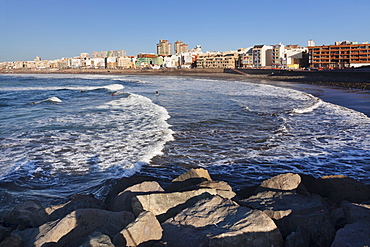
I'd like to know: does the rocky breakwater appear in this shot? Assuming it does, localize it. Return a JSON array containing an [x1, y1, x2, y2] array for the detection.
[[0, 169, 369, 247]]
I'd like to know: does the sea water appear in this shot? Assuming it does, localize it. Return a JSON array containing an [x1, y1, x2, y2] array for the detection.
[[0, 74, 369, 207]]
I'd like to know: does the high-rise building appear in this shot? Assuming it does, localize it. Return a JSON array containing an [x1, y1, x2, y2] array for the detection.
[[174, 41, 188, 54], [308, 40, 315, 47], [157, 39, 172, 56]]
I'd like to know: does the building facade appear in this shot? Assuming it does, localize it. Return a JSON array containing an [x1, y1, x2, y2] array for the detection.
[[174, 41, 188, 54], [309, 42, 370, 69], [196, 51, 238, 69], [157, 39, 172, 56]]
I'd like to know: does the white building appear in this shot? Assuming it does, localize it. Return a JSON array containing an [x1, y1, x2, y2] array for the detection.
[[253, 45, 273, 68]]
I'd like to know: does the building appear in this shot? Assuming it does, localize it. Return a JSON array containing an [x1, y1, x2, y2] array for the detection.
[[308, 40, 315, 47], [272, 44, 285, 68], [196, 51, 238, 69], [174, 41, 188, 54], [117, 57, 135, 69], [252, 45, 273, 68], [308, 41, 370, 69], [157, 39, 172, 56], [136, 54, 157, 68], [93, 50, 126, 58]]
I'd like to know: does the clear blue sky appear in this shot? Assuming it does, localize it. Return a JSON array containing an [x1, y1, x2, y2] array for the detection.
[[1, 0, 370, 62]]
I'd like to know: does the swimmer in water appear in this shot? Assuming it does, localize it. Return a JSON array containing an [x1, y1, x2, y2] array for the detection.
[[155, 91, 159, 95]]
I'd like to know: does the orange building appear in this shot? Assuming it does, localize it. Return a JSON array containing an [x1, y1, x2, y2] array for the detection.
[[309, 43, 370, 69]]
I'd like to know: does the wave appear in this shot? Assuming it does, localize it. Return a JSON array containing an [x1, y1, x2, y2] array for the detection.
[[291, 93, 323, 114], [1, 93, 174, 185], [1, 83, 125, 92], [31, 96, 63, 104], [291, 100, 323, 114]]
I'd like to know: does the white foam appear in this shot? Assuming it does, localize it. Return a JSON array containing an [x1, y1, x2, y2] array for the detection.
[[292, 100, 322, 114], [1, 92, 174, 180], [1, 84, 124, 92], [47, 96, 62, 103]]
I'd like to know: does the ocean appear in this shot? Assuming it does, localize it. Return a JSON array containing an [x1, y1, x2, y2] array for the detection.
[[0, 74, 369, 208]]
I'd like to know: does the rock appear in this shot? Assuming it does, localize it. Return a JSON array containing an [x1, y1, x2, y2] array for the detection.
[[37, 194, 105, 226], [22, 209, 134, 247], [81, 231, 115, 247], [161, 195, 283, 247], [0, 234, 23, 247], [165, 168, 212, 192], [257, 173, 301, 192], [312, 175, 370, 203], [330, 216, 370, 247], [4, 201, 47, 228], [178, 180, 236, 199], [109, 181, 164, 212], [132, 188, 217, 221], [330, 207, 346, 229], [0, 225, 12, 242], [341, 201, 370, 224], [114, 211, 162, 247], [285, 226, 310, 247], [104, 176, 157, 205], [172, 168, 212, 182], [240, 191, 335, 247]]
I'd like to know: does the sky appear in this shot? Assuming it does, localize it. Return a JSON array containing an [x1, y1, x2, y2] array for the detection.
[[1, 0, 370, 62]]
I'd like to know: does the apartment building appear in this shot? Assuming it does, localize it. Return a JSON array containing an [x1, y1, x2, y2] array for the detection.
[[136, 54, 157, 67], [309, 42, 370, 69], [272, 44, 285, 68], [157, 39, 172, 56], [174, 41, 188, 54], [253, 45, 273, 68], [93, 50, 126, 58], [196, 51, 238, 69]]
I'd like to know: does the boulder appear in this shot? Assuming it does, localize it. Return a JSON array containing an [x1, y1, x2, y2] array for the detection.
[[4, 201, 47, 228], [165, 168, 212, 192], [172, 168, 212, 182], [0, 234, 23, 247], [21, 208, 134, 247], [0, 225, 12, 242], [341, 201, 370, 224], [330, 207, 346, 229], [81, 231, 115, 247], [285, 226, 310, 247], [309, 175, 370, 203], [109, 181, 164, 212], [161, 195, 283, 247], [257, 173, 301, 192], [104, 176, 157, 205], [38, 194, 105, 226], [132, 188, 217, 221], [240, 191, 335, 247], [177, 180, 236, 199], [114, 211, 162, 247], [330, 216, 370, 247]]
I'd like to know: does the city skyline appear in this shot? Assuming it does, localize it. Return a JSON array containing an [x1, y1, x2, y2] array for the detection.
[[1, 0, 370, 62]]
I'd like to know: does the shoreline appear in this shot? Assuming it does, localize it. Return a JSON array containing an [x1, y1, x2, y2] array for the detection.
[[2, 68, 370, 117]]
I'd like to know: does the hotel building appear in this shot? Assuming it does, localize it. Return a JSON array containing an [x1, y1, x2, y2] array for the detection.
[[309, 42, 370, 69]]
